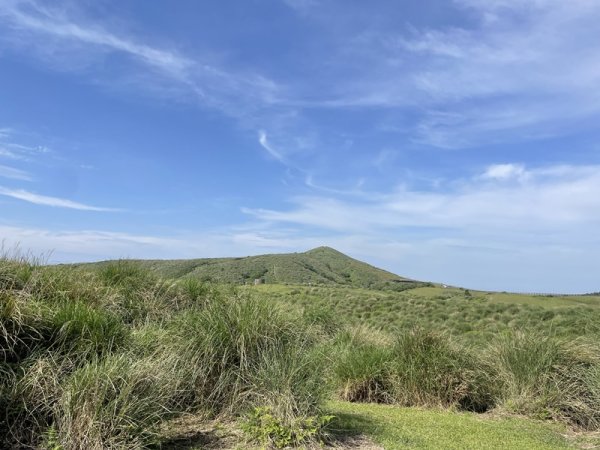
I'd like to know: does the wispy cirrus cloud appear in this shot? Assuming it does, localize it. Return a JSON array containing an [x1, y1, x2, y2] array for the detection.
[[0, 0, 281, 117], [244, 164, 600, 232], [282, 0, 600, 148], [0, 186, 121, 211], [0, 164, 32, 181], [0, 129, 52, 161], [258, 131, 286, 163], [0, 0, 192, 77]]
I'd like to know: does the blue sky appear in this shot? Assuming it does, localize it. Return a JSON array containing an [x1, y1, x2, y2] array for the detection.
[[1, 0, 600, 293]]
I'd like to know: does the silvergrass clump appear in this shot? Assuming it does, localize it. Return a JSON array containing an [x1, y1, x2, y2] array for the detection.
[[54, 353, 190, 450], [332, 327, 394, 403], [0, 244, 44, 291], [168, 289, 326, 416], [482, 331, 600, 429], [386, 328, 476, 408], [48, 301, 127, 358], [97, 260, 181, 324], [248, 338, 329, 422], [332, 328, 477, 408], [178, 277, 210, 306]]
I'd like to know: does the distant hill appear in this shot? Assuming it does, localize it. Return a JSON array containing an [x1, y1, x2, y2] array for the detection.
[[78, 246, 423, 290]]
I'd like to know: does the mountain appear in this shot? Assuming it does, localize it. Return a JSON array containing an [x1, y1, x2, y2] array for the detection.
[[80, 246, 423, 290]]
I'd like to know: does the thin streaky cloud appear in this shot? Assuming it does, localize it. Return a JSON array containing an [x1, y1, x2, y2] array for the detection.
[[243, 164, 600, 232], [0, 164, 32, 181], [0, 1, 282, 116], [0, 148, 19, 159], [0, 186, 121, 211], [258, 131, 286, 163], [0, 0, 193, 77]]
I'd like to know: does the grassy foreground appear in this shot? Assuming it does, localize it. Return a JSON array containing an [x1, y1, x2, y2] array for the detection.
[[160, 401, 595, 449], [3, 255, 600, 449]]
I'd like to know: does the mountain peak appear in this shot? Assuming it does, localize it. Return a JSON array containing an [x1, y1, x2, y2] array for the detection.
[[305, 246, 343, 255]]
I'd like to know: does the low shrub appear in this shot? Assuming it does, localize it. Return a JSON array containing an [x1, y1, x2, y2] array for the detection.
[[241, 406, 333, 449]]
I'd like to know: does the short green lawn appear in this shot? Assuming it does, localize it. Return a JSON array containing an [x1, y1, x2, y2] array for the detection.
[[328, 401, 573, 449]]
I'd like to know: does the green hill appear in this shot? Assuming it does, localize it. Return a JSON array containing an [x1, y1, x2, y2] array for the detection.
[[78, 246, 423, 291]]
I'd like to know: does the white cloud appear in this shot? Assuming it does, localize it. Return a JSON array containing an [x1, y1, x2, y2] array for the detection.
[[0, 129, 53, 161], [0, 1, 281, 119], [0, 225, 323, 263], [244, 164, 600, 231], [1, 160, 599, 292], [0, 186, 120, 211], [0, 164, 32, 181], [480, 163, 526, 181], [258, 130, 286, 162], [287, 0, 600, 148], [0, 1, 192, 77]]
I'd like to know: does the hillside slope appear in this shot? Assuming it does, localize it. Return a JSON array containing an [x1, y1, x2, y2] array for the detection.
[[79, 246, 422, 290]]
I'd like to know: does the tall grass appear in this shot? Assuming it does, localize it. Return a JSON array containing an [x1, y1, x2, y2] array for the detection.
[[333, 328, 393, 403], [482, 331, 600, 428], [167, 289, 327, 419], [1, 257, 330, 448], [386, 329, 477, 408], [332, 328, 479, 408]]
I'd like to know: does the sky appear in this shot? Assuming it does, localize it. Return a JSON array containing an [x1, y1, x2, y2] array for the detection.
[[1, 0, 600, 293]]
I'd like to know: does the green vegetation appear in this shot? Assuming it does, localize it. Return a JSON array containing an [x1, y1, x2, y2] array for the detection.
[[73, 246, 424, 290], [330, 401, 573, 449], [257, 284, 600, 340], [3, 248, 600, 448], [1, 257, 330, 448]]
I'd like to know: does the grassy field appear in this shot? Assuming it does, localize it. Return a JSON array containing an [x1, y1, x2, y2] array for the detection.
[[330, 401, 576, 449], [3, 252, 600, 449], [254, 284, 600, 340]]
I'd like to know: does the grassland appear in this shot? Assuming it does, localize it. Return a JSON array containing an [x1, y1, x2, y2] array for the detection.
[[3, 249, 600, 449], [255, 284, 600, 341]]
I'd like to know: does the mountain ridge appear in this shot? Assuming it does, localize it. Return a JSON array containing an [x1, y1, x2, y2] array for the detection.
[[76, 246, 423, 290]]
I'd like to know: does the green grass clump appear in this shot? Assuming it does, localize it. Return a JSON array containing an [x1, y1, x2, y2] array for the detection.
[[48, 302, 127, 359], [333, 328, 393, 403], [55, 353, 188, 449], [483, 331, 600, 429], [168, 290, 327, 422], [333, 328, 479, 409], [330, 327, 600, 429], [386, 329, 477, 408]]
